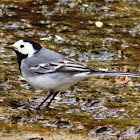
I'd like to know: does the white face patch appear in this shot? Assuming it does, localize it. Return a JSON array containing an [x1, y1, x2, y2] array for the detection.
[[12, 40, 36, 57]]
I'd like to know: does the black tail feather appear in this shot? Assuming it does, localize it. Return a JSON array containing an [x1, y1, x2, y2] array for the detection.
[[89, 70, 140, 77]]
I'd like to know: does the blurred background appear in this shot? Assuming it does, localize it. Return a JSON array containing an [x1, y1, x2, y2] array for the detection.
[[0, 0, 140, 139]]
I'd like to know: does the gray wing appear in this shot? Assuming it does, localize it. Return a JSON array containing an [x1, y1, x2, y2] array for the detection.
[[30, 57, 91, 74]]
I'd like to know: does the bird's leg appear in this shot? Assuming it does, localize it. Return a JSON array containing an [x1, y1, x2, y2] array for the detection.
[[36, 90, 54, 110], [45, 91, 59, 108]]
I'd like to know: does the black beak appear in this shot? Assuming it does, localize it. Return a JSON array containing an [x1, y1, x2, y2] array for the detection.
[[4, 45, 14, 50]]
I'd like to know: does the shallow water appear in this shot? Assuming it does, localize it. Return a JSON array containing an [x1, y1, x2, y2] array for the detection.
[[0, 0, 140, 139]]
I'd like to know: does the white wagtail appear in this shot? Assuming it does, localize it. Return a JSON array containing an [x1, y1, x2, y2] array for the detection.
[[5, 39, 140, 110]]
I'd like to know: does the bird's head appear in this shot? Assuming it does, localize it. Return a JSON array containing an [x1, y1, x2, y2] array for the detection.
[[5, 39, 42, 57]]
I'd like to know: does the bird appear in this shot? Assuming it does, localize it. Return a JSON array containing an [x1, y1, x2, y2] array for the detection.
[[5, 39, 140, 110]]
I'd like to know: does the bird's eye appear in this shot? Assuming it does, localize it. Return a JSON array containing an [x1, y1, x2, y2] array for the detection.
[[20, 45, 24, 48]]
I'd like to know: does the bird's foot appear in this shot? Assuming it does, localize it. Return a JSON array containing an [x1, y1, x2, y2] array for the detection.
[[35, 106, 41, 110], [25, 100, 51, 111], [24, 102, 39, 110]]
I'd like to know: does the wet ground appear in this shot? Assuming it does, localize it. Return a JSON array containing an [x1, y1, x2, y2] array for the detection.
[[0, 0, 140, 139]]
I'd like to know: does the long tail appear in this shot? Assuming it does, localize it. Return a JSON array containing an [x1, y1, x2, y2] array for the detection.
[[89, 70, 140, 77]]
